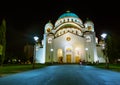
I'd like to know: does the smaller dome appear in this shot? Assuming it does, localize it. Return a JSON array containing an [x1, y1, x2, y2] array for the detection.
[[84, 18, 94, 32], [45, 21, 53, 29], [58, 11, 79, 19], [44, 20, 53, 33], [84, 18, 94, 25]]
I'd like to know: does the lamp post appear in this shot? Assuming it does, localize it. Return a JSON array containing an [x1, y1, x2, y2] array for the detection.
[[101, 33, 107, 39], [101, 33, 107, 49], [101, 33, 108, 68], [85, 48, 88, 63], [48, 38, 53, 64], [50, 48, 53, 64], [33, 36, 39, 69]]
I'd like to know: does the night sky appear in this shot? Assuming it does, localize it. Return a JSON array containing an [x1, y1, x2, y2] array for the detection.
[[0, 1, 120, 55]]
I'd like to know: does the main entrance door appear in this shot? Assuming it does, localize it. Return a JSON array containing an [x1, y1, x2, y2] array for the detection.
[[66, 47, 72, 63], [75, 56, 80, 63], [66, 54, 71, 63]]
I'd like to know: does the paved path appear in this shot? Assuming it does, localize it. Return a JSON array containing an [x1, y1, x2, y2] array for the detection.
[[0, 65, 120, 85]]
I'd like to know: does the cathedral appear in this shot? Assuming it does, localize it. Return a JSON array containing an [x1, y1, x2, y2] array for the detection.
[[35, 11, 105, 64]]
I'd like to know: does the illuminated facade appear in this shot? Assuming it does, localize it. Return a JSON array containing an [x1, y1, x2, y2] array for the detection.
[[35, 11, 105, 64]]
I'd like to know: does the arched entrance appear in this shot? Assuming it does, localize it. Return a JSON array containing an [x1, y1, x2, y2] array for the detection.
[[57, 49, 63, 63], [66, 48, 72, 63], [75, 48, 81, 63]]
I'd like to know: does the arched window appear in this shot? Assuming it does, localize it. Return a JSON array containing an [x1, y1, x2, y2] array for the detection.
[[67, 19, 69, 22], [60, 20, 62, 24], [48, 38, 52, 43], [71, 19, 73, 22], [76, 31, 78, 34], [75, 19, 77, 22], [57, 49, 63, 57], [86, 36, 91, 42], [63, 19, 65, 22]]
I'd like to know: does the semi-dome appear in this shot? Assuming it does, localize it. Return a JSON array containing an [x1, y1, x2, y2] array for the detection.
[[58, 11, 79, 19]]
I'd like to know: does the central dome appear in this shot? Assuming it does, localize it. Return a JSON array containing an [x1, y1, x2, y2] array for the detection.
[[58, 11, 79, 19]]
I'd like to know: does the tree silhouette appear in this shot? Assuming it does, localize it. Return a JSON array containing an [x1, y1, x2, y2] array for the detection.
[[0, 19, 6, 66], [103, 33, 119, 68]]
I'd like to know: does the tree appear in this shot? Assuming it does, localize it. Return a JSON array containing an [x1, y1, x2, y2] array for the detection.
[[0, 19, 6, 66], [103, 33, 119, 68], [110, 34, 120, 63]]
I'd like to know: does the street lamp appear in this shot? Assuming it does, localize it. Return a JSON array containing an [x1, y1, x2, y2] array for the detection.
[[48, 38, 53, 64], [50, 48, 53, 64], [101, 33, 107, 39], [101, 33, 107, 48], [85, 48, 88, 63], [33, 36, 39, 69], [34, 36, 39, 42], [101, 33, 109, 68]]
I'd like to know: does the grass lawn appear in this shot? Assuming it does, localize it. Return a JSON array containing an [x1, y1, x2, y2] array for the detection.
[[0, 63, 120, 77], [0, 64, 49, 77], [92, 63, 120, 72]]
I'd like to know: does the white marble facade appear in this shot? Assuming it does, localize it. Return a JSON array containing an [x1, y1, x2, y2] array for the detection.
[[35, 11, 105, 64]]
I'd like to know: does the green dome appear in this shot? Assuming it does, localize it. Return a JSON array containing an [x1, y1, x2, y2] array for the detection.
[[58, 11, 79, 19]]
